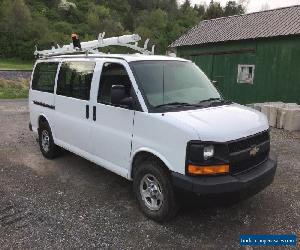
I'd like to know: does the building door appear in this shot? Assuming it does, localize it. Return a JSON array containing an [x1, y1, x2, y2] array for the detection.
[[192, 55, 213, 79], [192, 54, 226, 97], [185, 50, 256, 104], [211, 52, 256, 104], [211, 54, 227, 98]]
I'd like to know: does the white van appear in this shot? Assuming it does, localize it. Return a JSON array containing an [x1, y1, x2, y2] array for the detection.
[[29, 54, 277, 221]]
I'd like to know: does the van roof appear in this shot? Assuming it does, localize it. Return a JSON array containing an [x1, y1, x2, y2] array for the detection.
[[38, 54, 188, 62]]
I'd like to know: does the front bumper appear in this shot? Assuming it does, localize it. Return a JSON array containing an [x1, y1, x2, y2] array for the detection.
[[171, 151, 277, 196]]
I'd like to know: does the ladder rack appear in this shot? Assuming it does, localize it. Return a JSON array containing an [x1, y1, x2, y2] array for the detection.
[[34, 33, 155, 58]]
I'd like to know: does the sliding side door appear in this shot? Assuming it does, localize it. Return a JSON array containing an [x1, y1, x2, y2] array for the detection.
[[53, 59, 96, 154]]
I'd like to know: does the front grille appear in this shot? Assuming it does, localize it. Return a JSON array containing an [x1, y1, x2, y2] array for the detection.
[[228, 131, 270, 153], [228, 131, 270, 175], [230, 151, 269, 175]]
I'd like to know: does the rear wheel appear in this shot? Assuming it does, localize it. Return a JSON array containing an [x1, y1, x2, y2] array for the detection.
[[38, 120, 61, 159], [133, 158, 179, 222]]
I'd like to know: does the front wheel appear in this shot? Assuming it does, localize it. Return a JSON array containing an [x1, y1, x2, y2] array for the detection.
[[133, 159, 179, 222]]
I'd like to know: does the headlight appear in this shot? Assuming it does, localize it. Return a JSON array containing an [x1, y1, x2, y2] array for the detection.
[[186, 142, 229, 176], [203, 145, 214, 160]]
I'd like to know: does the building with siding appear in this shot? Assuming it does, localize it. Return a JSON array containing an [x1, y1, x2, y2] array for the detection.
[[170, 5, 300, 104]]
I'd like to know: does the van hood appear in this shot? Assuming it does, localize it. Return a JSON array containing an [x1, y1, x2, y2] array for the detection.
[[166, 104, 269, 142]]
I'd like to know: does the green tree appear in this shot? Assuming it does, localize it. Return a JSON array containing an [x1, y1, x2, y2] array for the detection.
[[194, 4, 205, 18], [0, 0, 248, 59], [87, 5, 124, 37], [177, 0, 200, 30], [203, 0, 224, 20], [135, 9, 168, 53], [224, 1, 245, 16], [0, 0, 32, 58]]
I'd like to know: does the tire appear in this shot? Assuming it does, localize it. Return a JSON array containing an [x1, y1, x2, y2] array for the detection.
[[133, 158, 179, 222], [38, 120, 61, 159]]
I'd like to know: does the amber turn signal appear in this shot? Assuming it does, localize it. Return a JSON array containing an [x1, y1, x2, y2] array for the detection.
[[188, 164, 229, 175]]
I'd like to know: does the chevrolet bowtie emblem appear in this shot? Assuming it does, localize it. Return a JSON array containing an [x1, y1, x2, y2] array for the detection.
[[250, 146, 260, 156]]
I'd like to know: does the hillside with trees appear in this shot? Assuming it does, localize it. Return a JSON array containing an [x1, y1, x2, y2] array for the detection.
[[0, 0, 245, 60]]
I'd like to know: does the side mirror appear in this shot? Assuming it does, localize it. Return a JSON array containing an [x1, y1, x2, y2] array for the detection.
[[111, 85, 133, 108]]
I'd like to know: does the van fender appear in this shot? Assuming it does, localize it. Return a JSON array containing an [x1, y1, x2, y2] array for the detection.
[[129, 147, 173, 180], [37, 113, 55, 138]]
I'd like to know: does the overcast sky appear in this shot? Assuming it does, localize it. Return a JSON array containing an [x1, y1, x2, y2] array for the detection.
[[181, 0, 300, 13]]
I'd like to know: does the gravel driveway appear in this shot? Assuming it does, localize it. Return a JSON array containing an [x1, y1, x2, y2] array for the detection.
[[0, 100, 299, 249]]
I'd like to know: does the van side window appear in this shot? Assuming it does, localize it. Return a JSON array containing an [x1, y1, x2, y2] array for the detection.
[[57, 61, 95, 100], [32, 62, 59, 93], [98, 63, 132, 104]]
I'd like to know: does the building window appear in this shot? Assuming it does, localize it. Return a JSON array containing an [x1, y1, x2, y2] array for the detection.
[[237, 64, 255, 84]]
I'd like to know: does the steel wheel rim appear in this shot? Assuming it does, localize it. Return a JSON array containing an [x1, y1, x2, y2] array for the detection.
[[41, 130, 50, 152], [139, 174, 164, 211]]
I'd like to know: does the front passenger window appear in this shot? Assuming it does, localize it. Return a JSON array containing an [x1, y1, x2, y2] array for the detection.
[[98, 63, 132, 104]]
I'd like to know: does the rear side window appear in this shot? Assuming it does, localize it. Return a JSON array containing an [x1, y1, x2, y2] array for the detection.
[[32, 62, 59, 93], [57, 61, 95, 100]]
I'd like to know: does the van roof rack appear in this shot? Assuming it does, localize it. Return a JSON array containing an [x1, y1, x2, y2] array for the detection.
[[34, 33, 155, 58]]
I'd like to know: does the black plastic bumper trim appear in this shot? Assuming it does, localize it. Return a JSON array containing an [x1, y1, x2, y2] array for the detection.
[[172, 151, 277, 195]]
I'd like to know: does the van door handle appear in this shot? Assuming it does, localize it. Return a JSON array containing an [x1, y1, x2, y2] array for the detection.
[[86, 105, 89, 119], [93, 106, 96, 121]]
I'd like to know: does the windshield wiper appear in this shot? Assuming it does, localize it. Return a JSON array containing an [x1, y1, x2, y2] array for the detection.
[[154, 99, 231, 109], [155, 102, 202, 108], [198, 98, 231, 105], [198, 98, 222, 103]]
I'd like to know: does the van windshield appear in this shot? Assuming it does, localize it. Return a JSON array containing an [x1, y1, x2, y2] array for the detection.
[[130, 61, 221, 109]]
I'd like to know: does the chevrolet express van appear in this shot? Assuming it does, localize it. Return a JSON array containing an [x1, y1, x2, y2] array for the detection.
[[29, 54, 277, 222]]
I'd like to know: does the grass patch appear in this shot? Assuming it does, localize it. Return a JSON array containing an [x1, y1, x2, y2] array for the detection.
[[0, 58, 33, 71], [0, 78, 29, 99]]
